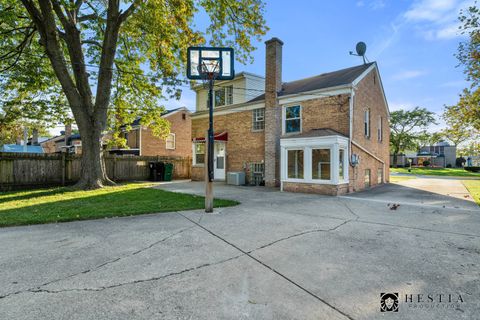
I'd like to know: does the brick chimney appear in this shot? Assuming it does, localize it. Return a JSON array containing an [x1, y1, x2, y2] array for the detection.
[[65, 123, 72, 146], [264, 37, 283, 187]]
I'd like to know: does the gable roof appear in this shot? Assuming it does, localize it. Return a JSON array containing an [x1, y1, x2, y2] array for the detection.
[[249, 62, 375, 102], [130, 107, 189, 126]]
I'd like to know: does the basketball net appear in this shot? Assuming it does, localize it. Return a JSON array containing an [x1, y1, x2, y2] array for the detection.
[[198, 60, 220, 88]]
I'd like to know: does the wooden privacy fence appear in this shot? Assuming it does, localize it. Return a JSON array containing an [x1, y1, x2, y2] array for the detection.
[[0, 152, 191, 190]]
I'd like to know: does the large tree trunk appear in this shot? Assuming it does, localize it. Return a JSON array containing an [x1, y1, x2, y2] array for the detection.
[[392, 149, 399, 168], [75, 123, 114, 189]]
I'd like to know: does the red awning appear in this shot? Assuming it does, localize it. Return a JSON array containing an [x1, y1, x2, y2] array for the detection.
[[193, 131, 228, 142]]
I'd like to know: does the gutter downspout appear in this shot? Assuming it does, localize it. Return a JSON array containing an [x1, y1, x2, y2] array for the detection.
[[349, 87, 355, 191]]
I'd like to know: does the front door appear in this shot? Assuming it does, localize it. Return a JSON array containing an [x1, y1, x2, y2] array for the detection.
[[214, 142, 226, 180]]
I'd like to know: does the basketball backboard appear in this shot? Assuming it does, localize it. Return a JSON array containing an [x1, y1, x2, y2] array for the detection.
[[187, 47, 234, 80]]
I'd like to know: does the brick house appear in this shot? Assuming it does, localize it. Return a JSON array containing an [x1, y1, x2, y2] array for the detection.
[[109, 107, 192, 158], [41, 124, 83, 154], [191, 38, 390, 195]]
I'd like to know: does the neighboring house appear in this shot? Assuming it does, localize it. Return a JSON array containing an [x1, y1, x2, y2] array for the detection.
[[41, 125, 83, 154], [109, 107, 192, 158], [391, 141, 456, 167], [190, 37, 390, 195]]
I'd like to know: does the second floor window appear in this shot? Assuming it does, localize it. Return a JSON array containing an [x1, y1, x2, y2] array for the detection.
[[252, 108, 265, 131], [377, 116, 383, 142], [209, 85, 234, 108], [166, 133, 175, 150], [285, 105, 301, 134], [226, 86, 233, 105], [364, 109, 370, 138], [214, 88, 225, 107]]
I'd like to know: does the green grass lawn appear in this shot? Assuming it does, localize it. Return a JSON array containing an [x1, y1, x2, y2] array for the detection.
[[0, 183, 239, 227], [390, 167, 480, 177], [463, 180, 480, 206]]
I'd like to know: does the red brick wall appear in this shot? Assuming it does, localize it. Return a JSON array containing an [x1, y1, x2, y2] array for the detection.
[[191, 109, 265, 181], [298, 94, 350, 136], [349, 68, 390, 191], [141, 110, 192, 158]]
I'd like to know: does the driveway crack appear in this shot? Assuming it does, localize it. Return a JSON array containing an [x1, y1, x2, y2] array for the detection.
[[0, 226, 195, 300], [249, 219, 352, 253], [0, 254, 244, 299], [177, 212, 355, 320]]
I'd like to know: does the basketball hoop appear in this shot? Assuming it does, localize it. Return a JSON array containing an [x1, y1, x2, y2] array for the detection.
[[186, 46, 235, 213]]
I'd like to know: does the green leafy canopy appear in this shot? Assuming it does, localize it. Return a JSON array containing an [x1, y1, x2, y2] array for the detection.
[[444, 3, 480, 132], [0, 0, 268, 145], [389, 106, 437, 156]]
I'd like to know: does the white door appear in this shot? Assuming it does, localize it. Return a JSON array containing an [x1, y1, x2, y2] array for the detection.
[[214, 142, 226, 180]]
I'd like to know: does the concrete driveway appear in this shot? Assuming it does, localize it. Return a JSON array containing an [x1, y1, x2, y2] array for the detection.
[[1, 181, 479, 320]]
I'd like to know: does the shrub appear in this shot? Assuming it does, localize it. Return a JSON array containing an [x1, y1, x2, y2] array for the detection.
[[423, 160, 430, 166], [446, 164, 452, 168], [464, 166, 480, 173], [456, 157, 466, 167]]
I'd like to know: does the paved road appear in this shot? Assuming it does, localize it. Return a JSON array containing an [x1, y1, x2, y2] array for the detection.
[[344, 176, 478, 211], [1, 181, 479, 320]]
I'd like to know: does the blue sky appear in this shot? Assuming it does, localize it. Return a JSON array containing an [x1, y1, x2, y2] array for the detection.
[[171, 0, 473, 131]]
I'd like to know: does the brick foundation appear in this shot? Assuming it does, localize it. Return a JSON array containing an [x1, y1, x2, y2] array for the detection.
[[282, 182, 349, 196]]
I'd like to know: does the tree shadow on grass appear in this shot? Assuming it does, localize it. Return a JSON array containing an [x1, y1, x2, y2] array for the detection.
[[0, 187, 77, 204], [0, 188, 239, 227]]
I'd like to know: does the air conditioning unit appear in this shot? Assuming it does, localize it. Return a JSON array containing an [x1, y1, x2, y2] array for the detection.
[[227, 172, 245, 186]]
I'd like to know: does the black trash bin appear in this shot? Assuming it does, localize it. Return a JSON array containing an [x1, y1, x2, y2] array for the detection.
[[148, 162, 157, 181], [155, 162, 165, 181]]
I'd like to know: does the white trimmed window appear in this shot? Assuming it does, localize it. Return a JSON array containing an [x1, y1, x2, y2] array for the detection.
[[365, 169, 371, 187], [312, 149, 331, 180], [339, 149, 345, 181], [364, 109, 370, 138], [226, 85, 233, 105], [377, 116, 383, 142], [211, 85, 233, 108], [193, 143, 205, 165], [287, 149, 304, 179], [252, 108, 265, 131], [284, 105, 301, 134], [166, 133, 175, 150]]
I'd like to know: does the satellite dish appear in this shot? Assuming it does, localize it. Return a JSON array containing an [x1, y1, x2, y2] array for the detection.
[[356, 42, 367, 56], [349, 41, 368, 64]]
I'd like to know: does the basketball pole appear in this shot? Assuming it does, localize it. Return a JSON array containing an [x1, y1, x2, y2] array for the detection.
[[205, 76, 214, 213]]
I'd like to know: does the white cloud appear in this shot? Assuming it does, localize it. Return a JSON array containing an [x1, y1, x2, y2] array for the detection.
[[403, 0, 474, 40], [404, 0, 457, 21], [356, 0, 385, 10], [392, 70, 427, 80]]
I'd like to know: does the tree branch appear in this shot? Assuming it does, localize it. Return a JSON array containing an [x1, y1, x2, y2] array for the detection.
[[82, 39, 102, 48], [78, 13, 98, 22], [24, 0, 82, 110], [119, 0, 141, 22]]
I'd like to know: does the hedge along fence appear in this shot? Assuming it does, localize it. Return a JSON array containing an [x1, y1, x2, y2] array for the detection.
[[0, 152, 192, 190]]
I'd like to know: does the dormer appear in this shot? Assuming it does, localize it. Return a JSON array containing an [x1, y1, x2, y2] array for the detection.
[[192, 72, 265, 112]]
